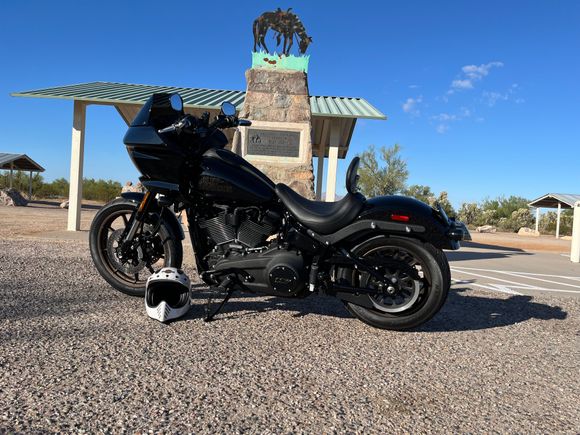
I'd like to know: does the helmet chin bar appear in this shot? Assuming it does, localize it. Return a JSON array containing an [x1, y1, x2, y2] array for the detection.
[[145, 267, 191, 323]]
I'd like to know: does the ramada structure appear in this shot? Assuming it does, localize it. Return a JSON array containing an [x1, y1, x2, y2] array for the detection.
[[0, 152, 45, 199], [12, 81, 386, 231]]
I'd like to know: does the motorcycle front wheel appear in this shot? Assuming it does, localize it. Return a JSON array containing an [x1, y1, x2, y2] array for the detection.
[[89, 199, 183, 297], [337, 236, 449, 330]]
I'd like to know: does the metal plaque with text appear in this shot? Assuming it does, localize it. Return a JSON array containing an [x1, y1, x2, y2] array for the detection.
[[247, 129, 300, 158]]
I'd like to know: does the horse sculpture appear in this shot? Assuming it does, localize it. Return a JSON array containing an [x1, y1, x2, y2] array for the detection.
[[253, 8, 313, 56]]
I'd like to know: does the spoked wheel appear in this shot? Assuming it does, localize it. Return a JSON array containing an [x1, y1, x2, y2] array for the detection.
[[89, 200, 182, 297], [338, 237, 448, 330]]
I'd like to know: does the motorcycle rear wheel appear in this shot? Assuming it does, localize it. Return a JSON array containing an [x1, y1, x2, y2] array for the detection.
[[89, 200, 183, 297], [338, 237, 449, 330]]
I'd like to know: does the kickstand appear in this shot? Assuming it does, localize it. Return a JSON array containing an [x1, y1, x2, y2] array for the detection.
[[204, 275, 235, 322]]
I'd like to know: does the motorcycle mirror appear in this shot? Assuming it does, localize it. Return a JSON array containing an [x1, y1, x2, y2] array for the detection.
[[220, 101, 236, 117], [169, 93, 183, 112]]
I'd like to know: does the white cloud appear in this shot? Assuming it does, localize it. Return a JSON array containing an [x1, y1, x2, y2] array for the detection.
[[449, 61, 504, 92], [482, 83, 523, 107], [451, 79, 473, 90], [430, 106, 471, 133], [432, 112, 457, 122], [402, 95, 423, 117], [408, 84, 419, 89], [482, 91, 508, 107]]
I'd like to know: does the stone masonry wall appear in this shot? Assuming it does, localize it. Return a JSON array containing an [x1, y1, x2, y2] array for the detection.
[[241, 68, 315, 199]]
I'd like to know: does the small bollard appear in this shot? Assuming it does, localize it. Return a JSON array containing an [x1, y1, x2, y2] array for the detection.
[[571, 201, 580, 263]]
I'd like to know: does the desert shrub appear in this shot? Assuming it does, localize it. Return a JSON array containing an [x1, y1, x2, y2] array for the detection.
[[433, 191, 455, 217], [540, 209, 573, 236], [82, 178, 122, 202], [510, 208, 535, 231], [457, 202, 482, 226], [404, 184, 434, 204]]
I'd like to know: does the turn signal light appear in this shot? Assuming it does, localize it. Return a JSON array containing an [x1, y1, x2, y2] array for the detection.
[[391, 214, 410, 222]]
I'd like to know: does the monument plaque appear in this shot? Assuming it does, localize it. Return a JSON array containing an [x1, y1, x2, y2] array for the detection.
[[247, 129, 300, 157]]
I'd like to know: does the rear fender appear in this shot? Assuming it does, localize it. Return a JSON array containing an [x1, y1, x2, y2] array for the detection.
[[115, 192, 185, 240], [324, 195, 459, 250]]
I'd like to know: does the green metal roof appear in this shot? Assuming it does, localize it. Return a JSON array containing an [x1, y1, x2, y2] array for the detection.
[[529, 193, 580, 209], [11, 81, 386, 120], [0, 152, 44, 172]]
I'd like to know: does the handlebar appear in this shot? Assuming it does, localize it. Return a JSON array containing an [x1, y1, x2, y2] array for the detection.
[[158, 114, 251, 135], [158, 117, 192, 134]]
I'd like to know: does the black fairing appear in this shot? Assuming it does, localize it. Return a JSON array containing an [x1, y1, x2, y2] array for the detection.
[[359, 195, 458, 250], [124, 94, 187, 184], [196, 148, 275, 204]]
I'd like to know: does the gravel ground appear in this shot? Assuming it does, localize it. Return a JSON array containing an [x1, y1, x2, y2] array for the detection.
[[1, 238, 579, 433]]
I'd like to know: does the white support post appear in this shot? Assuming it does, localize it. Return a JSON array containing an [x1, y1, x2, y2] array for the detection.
[[316, 141, 325, 200], [535, 207, 540, 232], [67, 100, 86, 231], [325, 120, 340, 202], [556, 202, 562, 239], [9, 162, 13, 189], [571, 201, 580, 263], [316, 120, 330, 200], [28, 171, 33, 200]]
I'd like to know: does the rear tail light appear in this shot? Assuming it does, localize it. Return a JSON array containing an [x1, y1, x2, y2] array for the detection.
[[391, 214, 410, 222]]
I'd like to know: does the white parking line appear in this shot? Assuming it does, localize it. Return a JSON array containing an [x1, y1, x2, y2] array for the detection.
[[470, 283, 523, 295], [451, 266, 580, 289], [450, 267, 580, 294], [450, 266, 580, 281]]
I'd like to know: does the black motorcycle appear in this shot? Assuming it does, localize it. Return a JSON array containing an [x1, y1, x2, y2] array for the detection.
[[89, 93, 467, 330]]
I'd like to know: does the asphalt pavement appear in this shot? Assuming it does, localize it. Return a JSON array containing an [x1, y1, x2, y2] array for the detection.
[[448, 241, 580, 299]]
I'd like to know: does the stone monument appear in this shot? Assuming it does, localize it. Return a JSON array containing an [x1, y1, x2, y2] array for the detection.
[[240, 8, 315, 199]]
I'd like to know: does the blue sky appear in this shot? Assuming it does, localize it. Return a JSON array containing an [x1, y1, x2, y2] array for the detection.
[[1, 0, 578, 207]]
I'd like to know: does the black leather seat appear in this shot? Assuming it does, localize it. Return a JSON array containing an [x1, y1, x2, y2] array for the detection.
[[275, 157, 365, 235]]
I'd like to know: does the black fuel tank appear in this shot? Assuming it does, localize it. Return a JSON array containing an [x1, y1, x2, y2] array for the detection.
[[196, 148, 275, 204]]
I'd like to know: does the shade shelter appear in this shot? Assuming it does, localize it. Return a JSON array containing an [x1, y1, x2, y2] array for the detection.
[[12, 81, 386, 231], [0, 152, 45, 199], [528, 193, 580, 238]]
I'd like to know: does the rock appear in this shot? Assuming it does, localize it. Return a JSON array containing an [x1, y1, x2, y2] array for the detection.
[[121, 181, 133, 193], [0, 188, 28, 207], [561, 236, 572, 241], [121, 181, 145, 194], [60, 200, 69, 209], [476, 225, 496, 233], [518, 227, 540, 237]]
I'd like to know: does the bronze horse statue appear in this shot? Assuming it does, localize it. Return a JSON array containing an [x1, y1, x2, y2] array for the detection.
[[253, 8, 312, 56]]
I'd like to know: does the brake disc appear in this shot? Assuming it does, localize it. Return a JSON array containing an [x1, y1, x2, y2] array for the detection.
[[106, 229, 147, 275]]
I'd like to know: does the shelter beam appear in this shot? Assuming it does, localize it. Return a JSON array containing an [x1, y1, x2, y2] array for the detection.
[[67, 100, 87, 231]]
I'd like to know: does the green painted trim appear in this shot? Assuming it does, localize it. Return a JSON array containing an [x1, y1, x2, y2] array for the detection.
[[251, 51, 310, 73]]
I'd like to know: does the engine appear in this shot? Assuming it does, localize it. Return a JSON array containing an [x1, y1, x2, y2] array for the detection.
[[198, 205, 306, 297], [198, 206, 279, 249]]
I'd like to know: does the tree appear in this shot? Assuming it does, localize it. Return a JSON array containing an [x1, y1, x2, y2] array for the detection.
[[510, 208, 535, 230], [432, 191, 455, 217], [457, 202, 482, 226], [357, 144, 408, 197], [404, 184, 434, 204], [481, 195, 529, 220]]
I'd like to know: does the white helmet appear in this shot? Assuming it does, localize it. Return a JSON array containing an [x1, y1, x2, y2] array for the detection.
[[145, 267, 191, 322]]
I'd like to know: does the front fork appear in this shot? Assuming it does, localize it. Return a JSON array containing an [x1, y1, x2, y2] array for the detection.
[[124, 191, 154, 242]]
